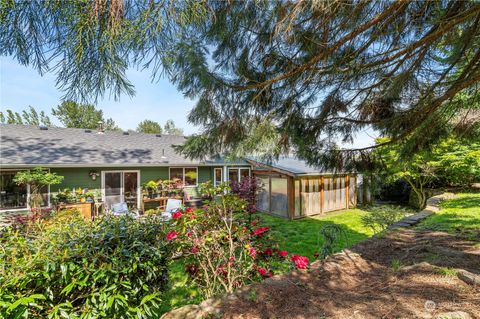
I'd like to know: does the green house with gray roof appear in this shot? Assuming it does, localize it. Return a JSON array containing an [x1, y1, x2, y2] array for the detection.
[[1, 124, 357, 218], [0, 124, 251, 211]]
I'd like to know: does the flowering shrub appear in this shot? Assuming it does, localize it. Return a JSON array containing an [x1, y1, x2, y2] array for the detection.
[[171, 183, 286, 297], [0, 211, 174, 318]]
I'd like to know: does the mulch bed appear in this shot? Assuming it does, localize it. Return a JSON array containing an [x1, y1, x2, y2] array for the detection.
[[219, 229, 480, 319]]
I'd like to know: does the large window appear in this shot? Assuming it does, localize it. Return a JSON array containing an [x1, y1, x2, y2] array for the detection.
[[0, 170, 50, 210], [228, 168, 250, 183], [1, 170, 28, 209], [169, 167, 198, 186]]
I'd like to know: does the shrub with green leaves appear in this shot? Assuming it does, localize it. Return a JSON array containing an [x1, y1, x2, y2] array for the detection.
[[361, 206, 411, 233], [0, 210, 174, 318]]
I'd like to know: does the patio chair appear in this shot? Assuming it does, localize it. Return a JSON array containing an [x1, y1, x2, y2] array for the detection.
[[158, 199, 183, 220], [110, 202, 139, 217]]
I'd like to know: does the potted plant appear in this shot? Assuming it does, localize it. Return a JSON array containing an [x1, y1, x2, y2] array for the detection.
[[142, 180, 158, 199]]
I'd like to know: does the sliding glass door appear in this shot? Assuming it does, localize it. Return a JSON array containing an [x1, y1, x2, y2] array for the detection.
[[102, 171, 139, 210]]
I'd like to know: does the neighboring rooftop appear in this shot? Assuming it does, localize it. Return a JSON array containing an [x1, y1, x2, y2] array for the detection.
[[0, 124, 247, 167]]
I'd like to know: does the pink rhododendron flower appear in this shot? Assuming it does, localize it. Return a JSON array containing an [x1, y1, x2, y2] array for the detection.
[[166, 231, 178, 241], [172, 211, 183, 219], [191, 246, 199, 254], [252, 226, 270, 237], [257, 267, 272, 278], [291, 255, 309, 269], [278, 250, 288, 258], [248, 247, 257, 259]]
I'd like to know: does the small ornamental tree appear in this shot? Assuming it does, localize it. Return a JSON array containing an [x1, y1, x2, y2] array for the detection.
[[375, 138, 439, 209], [230, 176, 262, 214], [13, 167, 63, 209], [375, 136, 480, 208]]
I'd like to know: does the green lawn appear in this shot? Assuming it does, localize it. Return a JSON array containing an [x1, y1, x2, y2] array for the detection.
[[259, 208, 377, 259], [416, 192, 480, 236], [158, 260, 201, 314]]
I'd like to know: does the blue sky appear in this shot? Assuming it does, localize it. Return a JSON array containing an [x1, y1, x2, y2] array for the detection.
[[1, 55, 375, 148], [0, 56, 199, 134]]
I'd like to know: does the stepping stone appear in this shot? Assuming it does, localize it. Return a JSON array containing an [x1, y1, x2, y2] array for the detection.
[[436, 311, 472, 319], [457, 269, 480, 286]]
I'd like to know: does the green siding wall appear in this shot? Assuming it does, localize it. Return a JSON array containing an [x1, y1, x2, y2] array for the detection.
[[50, 166, 220, 199], [51, 168, 101, 191]]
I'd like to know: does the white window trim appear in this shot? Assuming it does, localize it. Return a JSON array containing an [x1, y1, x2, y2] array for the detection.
[[214, 168, 223, 186], [227, 167, 251, 183], [101, 170, 141, 209], [168, 167, 198, 187]]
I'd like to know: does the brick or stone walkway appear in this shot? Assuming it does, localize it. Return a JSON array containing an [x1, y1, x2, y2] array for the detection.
[[389, 193, 454, 230]]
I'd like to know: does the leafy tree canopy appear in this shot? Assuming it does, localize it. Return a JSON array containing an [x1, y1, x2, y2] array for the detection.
[[163, 119, 183, 135], [52, 101, 119, 131], [0, 106, 52, 126], [1, 1, 479, 168], [136, 119, 162, 134]]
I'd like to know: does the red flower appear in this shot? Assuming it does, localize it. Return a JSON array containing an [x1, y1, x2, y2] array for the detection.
[[186, 231, 193, 237], [185, 263, 199, 276], [313, 251, 319, 259], [278, 250, 288, 258], [264, 248, 273, 256], [248, 247, 257, 259], [251, 220, 258, 226], [172, 211, 183, 219], [252, 226, 270, 237], [291, 255, 309, 269], [191, 246, 199, 254], [166, 231, 178, 241], [257, 267, 272, 278], [229, 256, 236, 261], [186, 207, 194, 213]]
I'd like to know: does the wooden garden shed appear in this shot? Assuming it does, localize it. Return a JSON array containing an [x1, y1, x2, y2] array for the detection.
[[248, 157, 357, 219]]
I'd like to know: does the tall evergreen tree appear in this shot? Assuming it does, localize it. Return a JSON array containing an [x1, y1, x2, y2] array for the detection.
[[1, 1, 479, 167], [0, 106, 52, 126]]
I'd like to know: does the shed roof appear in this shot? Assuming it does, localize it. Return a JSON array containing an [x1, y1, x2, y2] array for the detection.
[[0, 124, 247, 167], [248, 156, 333, 176]]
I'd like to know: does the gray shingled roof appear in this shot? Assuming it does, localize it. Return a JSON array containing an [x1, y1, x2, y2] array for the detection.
[[0, 124, 247, 167], [248, 156, 331, 175]]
